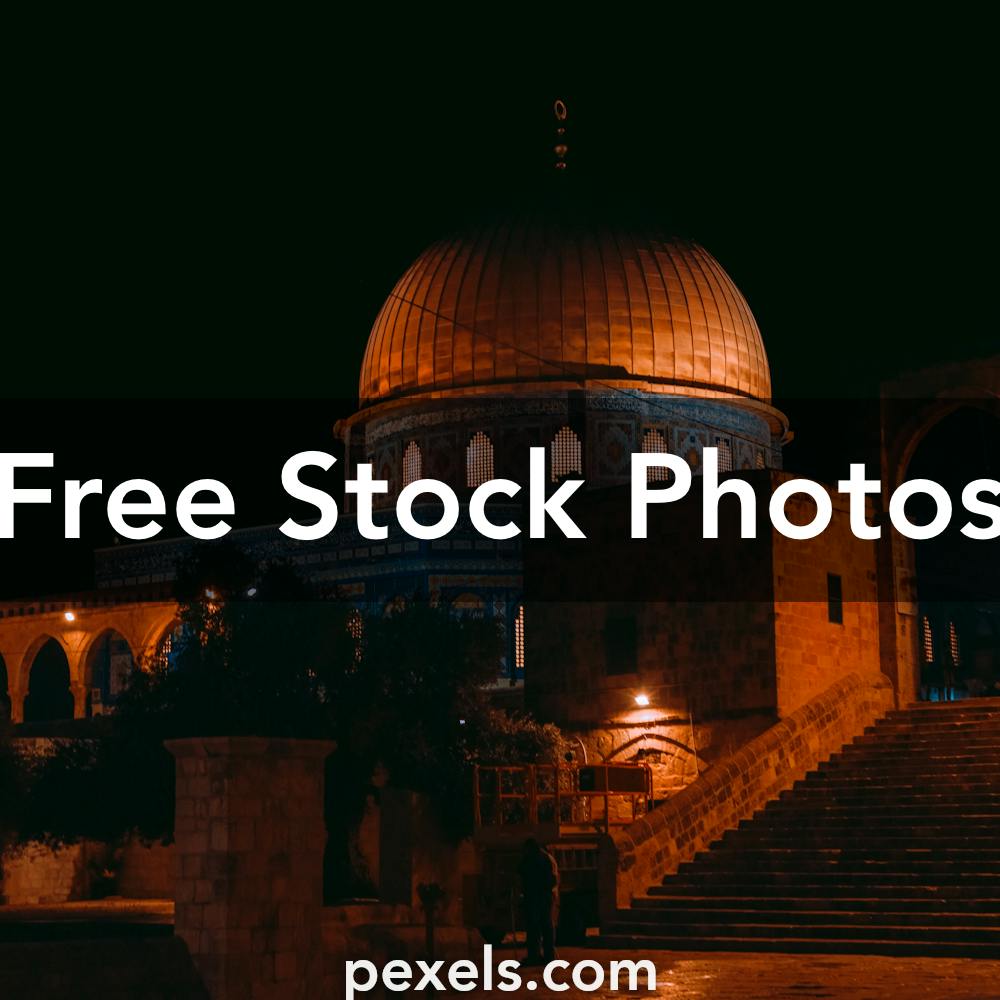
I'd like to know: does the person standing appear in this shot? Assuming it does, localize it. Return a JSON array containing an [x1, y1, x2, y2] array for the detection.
[[518, 838, 559, 965]]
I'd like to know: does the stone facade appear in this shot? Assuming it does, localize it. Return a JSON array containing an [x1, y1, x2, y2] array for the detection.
[[598, 671, 896, 920], [167, 737, 334, 1000]]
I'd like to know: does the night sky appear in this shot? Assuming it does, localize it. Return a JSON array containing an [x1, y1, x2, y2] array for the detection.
[[2, 22, 996, 597]]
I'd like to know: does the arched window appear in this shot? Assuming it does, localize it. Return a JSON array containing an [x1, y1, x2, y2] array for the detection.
[[550, 426, 582, 482], [948, 621, 960, 666], [715, 436, 733, 473], [514, 604, 525, 673], [85, 630, 135, 715], [755, 449, 766, 470], [922, 616, 934, 663], [402, 442, 422, 487], [641, 429, 670, 482], [24, 638, 74, 723], [347, 608, 364, 666], [466, 431, 494, 487]]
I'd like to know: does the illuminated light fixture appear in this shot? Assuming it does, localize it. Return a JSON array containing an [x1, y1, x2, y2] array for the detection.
[[634, 693, 650, 707], [246, 587, 258, 598], [64, 611, 76, 622], [204, 589, 217, 600]]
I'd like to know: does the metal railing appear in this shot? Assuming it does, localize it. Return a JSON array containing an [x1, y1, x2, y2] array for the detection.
[[473, 762, 652, 835]]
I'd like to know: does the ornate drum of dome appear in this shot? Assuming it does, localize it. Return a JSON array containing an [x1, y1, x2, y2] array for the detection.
[[359, 220, 772, 409]]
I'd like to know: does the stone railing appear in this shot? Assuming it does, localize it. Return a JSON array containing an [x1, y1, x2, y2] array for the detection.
[[597, 671, 895, 922]]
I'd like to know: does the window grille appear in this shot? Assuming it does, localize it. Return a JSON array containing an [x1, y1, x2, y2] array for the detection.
[[466, 431, 494, 487], [514, 604, 525, 672], [715, 436, 733, 473], [550, 426, 582, 482], [642, 429, 670, 482], [402, 441, 422, 486]]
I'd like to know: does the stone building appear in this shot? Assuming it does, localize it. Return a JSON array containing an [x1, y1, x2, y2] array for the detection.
[[1, 211, 997, 816]]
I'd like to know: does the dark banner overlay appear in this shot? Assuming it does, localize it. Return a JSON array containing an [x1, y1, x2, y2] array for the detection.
[[0, 398, 996, 604]]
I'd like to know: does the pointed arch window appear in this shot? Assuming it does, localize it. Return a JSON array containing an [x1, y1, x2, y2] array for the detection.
[[641, 428, 670, 482], [715, 436, 733, 473], [550, 426, 582, 482], [948, 621, 960, 666], [466, 431, 494, 487], [402, 441, 422, 487], [347, 608, 364, 666], [513, 603, 525, 673], [921, 616, 934, 663]]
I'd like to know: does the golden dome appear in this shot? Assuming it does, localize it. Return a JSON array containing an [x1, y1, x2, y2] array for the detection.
[[359, 220, 771, 407]]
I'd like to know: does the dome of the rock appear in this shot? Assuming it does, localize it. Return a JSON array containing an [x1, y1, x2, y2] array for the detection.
[[359, 219, 771, 408]]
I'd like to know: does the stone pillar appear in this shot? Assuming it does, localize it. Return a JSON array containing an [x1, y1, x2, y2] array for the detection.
[[166, 737, 334, 1000], [8, 684, 25, 724], [70, 682, 88, 719]]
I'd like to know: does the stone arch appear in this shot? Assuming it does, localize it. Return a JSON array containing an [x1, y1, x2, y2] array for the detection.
[[602, 732, 699, 764], [132, 608, 181, 670], [877, 366, 1000, 705], [890, 394, 999, 491], [81, 628, 137, 715], [904, 405, 1000, 700], [147, 616, 183, 670], [23, 636, 74, 723]]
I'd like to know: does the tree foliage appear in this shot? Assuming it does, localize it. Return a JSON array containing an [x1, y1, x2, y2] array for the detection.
[[3, 543, 560, 859]]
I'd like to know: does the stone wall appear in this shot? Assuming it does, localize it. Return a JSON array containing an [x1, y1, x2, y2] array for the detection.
[[1, 838, 173, 905], [597, 671, 895, 921], [378, 788, 478, 927], [117, 840, 173, 899], [167, 736, 334, 1000], [0, 841, 91, 905], [772, 488, 882, 716]]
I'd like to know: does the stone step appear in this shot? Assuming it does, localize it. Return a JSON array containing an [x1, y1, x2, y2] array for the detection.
[[824, 749, 1000, 762], [659, 870, 1000, 886], [606, 920, 1000, 944], [741, 813, 1000, 830], [617, 906, 1000, 927], [808, 765, 1000, 779], [721, 833, 1000, 850], [848, 733, 1000, 747], [611, 699, 1000, 958], [787, 785, 1000, 798], [678, 860, 1000, 876], [648, 882, 1000, 899], [890, 698, 1000, 713], [598, 932, 1000, 959], [863, 722, 1000, 736], [689, 847, 1000, 864], [819, 756, 1000, 770], [631, 895, 1000, 914], [764, 802, 1000, 817], [775, 792, 1000, 806]]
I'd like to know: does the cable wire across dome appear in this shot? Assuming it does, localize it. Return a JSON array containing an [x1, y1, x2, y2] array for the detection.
[[359, 220, 772, 408]]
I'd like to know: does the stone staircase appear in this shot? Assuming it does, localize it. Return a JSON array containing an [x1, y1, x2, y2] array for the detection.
[[602, 698, 1000, 957]]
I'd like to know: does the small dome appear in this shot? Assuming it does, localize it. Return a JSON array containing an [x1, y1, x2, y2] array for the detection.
[[360, 219, 771, 407]]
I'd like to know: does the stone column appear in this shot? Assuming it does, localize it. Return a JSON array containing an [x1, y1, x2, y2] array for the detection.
[[166, 737, 335, 1000]]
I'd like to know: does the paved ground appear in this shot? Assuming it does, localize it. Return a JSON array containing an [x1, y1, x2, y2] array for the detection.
[[0, 907, 996, 997], [478, 949, 1000, 1000]]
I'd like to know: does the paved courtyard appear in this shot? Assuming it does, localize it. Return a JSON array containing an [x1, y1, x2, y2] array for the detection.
[[478, 949, 1000, 1000]]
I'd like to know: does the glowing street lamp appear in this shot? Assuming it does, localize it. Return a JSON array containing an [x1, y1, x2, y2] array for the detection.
[[634, 692, 650, 707], [64, 611, 76, 622]]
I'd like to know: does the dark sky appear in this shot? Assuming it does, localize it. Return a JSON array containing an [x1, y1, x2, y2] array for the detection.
[[2, 19, 996, 596]]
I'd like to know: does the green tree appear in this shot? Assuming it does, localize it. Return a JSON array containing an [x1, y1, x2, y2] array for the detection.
[[14, 544, 560, 878]]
